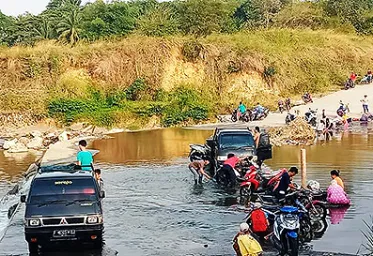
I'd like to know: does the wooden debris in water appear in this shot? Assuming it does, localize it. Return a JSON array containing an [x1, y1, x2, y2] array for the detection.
[[268, 117, 316, 146]]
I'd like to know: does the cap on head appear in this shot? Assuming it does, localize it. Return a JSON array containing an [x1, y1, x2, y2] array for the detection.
[[240, 223, 250, 232]]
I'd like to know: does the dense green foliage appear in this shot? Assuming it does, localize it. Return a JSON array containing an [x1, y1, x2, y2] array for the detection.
[[48, 82, 210, 127], [2, 0, 373, 46]]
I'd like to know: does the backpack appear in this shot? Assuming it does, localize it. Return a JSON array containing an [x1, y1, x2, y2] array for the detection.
[[258, 133, 270, 149], [250, 209, 268, 233]]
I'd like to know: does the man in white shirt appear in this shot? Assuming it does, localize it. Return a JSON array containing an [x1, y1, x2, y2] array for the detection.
[[361, 95, 369, 113]]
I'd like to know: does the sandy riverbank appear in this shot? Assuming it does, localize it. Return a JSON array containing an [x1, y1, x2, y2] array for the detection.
[[1, 83, 371, 145], [189, 83, 373, 130]]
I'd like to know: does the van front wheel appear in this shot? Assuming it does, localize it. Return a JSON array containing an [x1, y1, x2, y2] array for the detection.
[[93, 238, 103, 249], [28, 242, 38, 254]]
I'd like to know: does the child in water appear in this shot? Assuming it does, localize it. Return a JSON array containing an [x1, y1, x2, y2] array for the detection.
[[77, 140, 94, 171]]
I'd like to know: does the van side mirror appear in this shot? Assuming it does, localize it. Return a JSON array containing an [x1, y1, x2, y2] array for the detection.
[[99, 191, 105, 199], [20, 195, 26, 203]]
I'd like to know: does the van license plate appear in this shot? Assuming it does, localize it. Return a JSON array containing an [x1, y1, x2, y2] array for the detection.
[[53, 230, 76, 237]]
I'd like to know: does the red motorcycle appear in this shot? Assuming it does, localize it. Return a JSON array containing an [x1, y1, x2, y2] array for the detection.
[[239, 167, 287, 197]]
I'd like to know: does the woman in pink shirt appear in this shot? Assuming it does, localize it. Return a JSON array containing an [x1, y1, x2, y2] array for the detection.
[[327, 180, 350, 205]]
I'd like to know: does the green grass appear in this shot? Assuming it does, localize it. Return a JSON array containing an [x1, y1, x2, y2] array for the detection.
[[48, 85, 210, 127]]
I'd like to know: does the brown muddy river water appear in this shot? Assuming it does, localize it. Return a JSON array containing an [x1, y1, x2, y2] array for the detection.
[[0, 127, 373, 255]]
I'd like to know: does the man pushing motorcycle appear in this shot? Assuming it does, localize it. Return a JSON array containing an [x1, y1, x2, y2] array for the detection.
[[237, 102, 247, 120], [189, 157, 211, 185], [274, 167, 299, 200]]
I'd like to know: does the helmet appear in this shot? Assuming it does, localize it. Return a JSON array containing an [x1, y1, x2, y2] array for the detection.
[[307, 180, 320, 191], [240, 223, 250, 232]]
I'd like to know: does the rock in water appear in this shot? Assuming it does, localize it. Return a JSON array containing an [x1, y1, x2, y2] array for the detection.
[[27, 137, 44, 150], [8, 142, 28, 153], [3, 139, 17, 150], [30, 130, 43, 138], [19, 137, 31, 146]]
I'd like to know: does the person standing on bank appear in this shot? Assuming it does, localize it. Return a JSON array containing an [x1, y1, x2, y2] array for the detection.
[[254, 127, 272, 168], [254, 127, 260, 148], [77, 140, 94, 171], [361, 95, 369, 114]]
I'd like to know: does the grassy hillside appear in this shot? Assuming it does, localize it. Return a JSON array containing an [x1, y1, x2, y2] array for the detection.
[[0, 29, 372, 129]]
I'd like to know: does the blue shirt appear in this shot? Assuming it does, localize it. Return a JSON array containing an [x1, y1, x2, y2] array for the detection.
[[77, 151, 93, 171], [276, 172, 291, 193], [239, 104, 246, 114]]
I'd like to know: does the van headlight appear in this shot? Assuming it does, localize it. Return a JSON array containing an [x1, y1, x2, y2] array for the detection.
[[28, 218, 41, 226], [87, 215, 102, 224]]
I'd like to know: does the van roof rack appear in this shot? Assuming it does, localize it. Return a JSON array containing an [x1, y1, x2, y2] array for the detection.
[[39, 163, 94, 174]]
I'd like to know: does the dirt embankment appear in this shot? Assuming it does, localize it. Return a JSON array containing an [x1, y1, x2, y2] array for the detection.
[[1, 29, 373, 129]]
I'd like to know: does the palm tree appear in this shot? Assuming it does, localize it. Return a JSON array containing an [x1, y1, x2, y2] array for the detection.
[[35, 16, 51, 39], [57, 7, 81, 45]]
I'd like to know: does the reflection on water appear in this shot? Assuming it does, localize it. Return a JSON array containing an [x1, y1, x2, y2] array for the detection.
[[0, 151, 40, 198], [92, 128, 212, 164]]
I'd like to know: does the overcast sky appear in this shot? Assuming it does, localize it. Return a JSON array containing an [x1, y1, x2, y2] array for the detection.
[[0, 0, 94, 16]]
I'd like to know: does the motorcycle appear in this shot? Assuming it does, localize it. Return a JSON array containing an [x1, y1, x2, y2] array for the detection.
[[272, 206, 301, 256], [285, 113, 296, 125], [305, 109, 317, 127], [217, 157, 256, 188], [189, 144, 211, 162], [285, 98, 291, 111], [278, 101, 284, 114], [297, 190, 327, 220], [302, 93, 313, 104], [231, 109, 252, 122], [256, 187, 327, 222], [239, 167, 286, 197], [344, 78, 355, 90], [251, 107, 270, 121], [336, 105, 347, 117]]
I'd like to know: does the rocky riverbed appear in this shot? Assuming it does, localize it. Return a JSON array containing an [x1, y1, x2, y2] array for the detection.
[[0, 121, 124, 154]]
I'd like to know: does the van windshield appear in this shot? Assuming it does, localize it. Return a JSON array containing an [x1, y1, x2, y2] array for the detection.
[[219, 133, 255, 149], [29, 178, 98, 205]]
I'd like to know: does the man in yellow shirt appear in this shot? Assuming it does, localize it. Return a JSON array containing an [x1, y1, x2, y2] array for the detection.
[[233, 223, 263, 256]]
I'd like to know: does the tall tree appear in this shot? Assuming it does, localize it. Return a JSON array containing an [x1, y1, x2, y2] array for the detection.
[[81, 0, 137, 40], [138, 5, 179, 36], [177, 0, 238, 36], [234, 0, 283, 28], [57, 8, 82, 45], [34, 16, 52, 39]]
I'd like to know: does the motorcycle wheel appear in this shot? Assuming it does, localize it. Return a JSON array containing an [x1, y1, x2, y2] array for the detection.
[[311, 119, 317, 127], [300, 220, 313, 243], [216, 169, 227, 186], [240, 186, 252, 198], [312, 219, 328, 236], [308, 203, 327, 220], [231, 115, 237, 122], [243, 115, 250, 123], [288, 236, 299, 256]]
